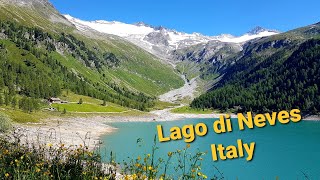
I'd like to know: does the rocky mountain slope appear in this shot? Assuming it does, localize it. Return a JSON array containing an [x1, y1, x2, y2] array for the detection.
[[65, 14, 281, 97]]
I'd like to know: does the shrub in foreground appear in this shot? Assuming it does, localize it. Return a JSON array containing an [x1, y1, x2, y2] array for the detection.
[[0, 112, 12, 133], [0, 133, 224, 180], [0, 137, 116, 179], [120, 136, 224, 180]]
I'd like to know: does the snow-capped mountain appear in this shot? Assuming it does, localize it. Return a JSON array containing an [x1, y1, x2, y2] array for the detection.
[[65, 14, 279, 59]]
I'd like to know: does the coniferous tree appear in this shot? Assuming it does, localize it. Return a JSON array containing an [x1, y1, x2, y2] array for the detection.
[[4, 93, 10, 106], [78, 98, 83, 105], [0, 93, 3, 106], [11, 96, 17, 109]]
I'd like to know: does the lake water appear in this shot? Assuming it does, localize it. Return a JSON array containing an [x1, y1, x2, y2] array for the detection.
[[100, 118, 320, 179]]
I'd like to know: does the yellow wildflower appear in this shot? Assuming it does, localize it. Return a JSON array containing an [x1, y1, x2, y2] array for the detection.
[[5, 173, 9, 177], [124, 175, 129, 180], [36, 168, 41, 173], [47, 143, 53, 147], [202, 174, 208, 179], [148, 166, 153, 170], [167, 152, 173, 157], [186, 144, 191, 148]]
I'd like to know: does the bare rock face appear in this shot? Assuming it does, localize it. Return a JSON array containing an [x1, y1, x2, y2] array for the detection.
[[171, 41, 242, 64], [144, 30, 170, 46]]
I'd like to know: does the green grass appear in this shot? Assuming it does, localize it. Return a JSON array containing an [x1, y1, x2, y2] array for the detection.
[[171, 106, 213, 114], [59, 91, 104, 104], [1, 108, 52, 123], [51, 91, 128, 113], [1, 106, 145, 124], [149, 101, 179, 111], [0, 91, 147, 123], [52, 103, 126, 113]]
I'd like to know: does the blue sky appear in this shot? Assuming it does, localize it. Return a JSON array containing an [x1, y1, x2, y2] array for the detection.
[[50, 0, 320, 36]]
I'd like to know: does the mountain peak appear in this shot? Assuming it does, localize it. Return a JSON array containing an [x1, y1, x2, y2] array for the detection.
[[247, 26, 279, 35], [247, 26, 268, 34], [134, 22, 153, 28]]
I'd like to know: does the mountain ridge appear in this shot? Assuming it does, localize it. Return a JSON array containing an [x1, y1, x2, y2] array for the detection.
[[65, 14, 279, 60]]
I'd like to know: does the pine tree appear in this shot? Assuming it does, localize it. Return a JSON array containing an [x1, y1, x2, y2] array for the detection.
[[0, 93, 3, 106], [11, 96, 17, 109], [63, 108, 67, 114], [4, 93, 10, 106], [102, 99, 106, 106], [78, 98, 83, 104]]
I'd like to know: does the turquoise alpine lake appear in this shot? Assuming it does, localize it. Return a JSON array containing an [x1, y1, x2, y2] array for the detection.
[[100, 119, 320, 179]]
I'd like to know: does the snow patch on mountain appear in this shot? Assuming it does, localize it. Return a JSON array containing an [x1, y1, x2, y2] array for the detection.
[[216, 31, 278, 43], [64, 15, 279, 59]]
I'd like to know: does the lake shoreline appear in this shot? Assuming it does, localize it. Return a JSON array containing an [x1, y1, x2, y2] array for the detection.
[[12, 110, 320, 150], [303, 115, 320, 121], [13, 110, 236, 150]]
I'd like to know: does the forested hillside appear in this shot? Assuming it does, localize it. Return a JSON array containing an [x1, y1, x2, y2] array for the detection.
[[0, 20, 162, 110], [191, 38, 320, 114], [0, 0, 185, 113]]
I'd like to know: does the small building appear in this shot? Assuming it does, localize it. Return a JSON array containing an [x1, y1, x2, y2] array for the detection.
[[48, 97, 68, 104], [49, 97, 62, 104]]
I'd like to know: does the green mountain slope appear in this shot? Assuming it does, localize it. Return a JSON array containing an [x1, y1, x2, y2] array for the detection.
[[0, 0, 183, 111], [191, 22, 320, 114]]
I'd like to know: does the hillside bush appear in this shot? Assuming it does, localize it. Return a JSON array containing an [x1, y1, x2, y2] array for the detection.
[[0, 112, 12, 133]]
